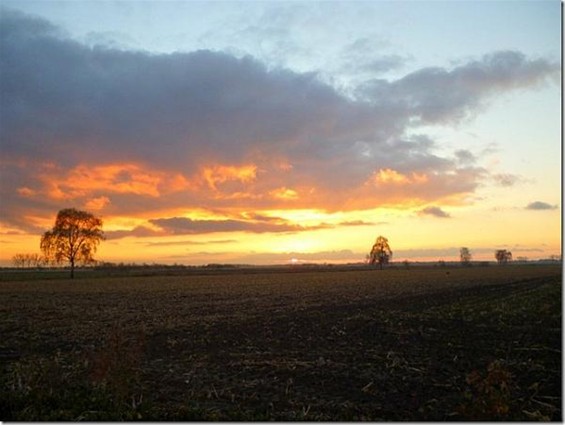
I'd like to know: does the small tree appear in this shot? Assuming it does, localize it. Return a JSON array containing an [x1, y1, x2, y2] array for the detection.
[[369, 236, 392, 270], [460, 247, 472, 266], [32, 253, 48, 268], [40, 208, 105, 278], [495, 249, 512, 265], [12, 253, 46, 268], [12, 253, 26, 268]]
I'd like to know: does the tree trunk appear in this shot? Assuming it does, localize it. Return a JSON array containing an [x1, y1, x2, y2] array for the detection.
[[70, 259, 75, 279]]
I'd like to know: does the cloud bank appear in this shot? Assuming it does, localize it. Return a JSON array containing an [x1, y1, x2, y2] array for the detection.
[[0, 9, 559, 236]]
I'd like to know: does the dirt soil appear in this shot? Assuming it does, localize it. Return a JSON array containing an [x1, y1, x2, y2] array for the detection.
[[0, 264, 561, 420]]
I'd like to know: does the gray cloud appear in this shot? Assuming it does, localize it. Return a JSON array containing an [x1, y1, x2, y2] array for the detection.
[[142, 239, 237, 247], [339, 37, 410, 76], [106, 216, 380, 239], [148, 216, 331, 235], [454, 149, 476, 165], [338, 220, 377, 227], [525, 201, 558, 210], [104, 226, 160, 240], [0, 9, 559, 235], [357, 50, 558, 125], [418, 206, 451, 218], [492, 173, 523, 187]]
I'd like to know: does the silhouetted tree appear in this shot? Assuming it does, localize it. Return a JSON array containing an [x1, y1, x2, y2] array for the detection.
[[369, 236, 392, 270], [12, 253, 47, 268], [12, 253, 25, 268], [495, 249, 512, 265], [40, 208, 104, 278], [460, 247, 472, 266]]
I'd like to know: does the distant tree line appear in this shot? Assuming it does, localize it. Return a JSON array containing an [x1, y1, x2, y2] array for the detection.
[[12, 253, 48, 268]]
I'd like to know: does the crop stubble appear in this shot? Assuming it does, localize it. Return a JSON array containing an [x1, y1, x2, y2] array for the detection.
[[0, 265, 561, 420]]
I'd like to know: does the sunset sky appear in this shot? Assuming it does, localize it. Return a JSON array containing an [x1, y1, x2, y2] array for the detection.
[[0, 0, 561, 266]]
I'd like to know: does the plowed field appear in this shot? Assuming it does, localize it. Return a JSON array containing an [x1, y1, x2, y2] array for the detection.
[[0, 264, 561, 420]]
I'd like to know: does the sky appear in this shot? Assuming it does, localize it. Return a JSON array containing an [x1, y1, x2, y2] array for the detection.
[[0, 0, 561, 266]]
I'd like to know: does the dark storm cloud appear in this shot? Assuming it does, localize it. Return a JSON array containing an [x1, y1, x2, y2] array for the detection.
[[0, 9, 559, 234], [525, 201, 557, 210]]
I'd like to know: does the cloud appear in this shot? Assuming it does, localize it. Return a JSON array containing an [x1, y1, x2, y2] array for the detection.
[[525, 201, 557, 210], [84, 196, 110, 211], [394, 247, 460, 258], [143, 239, 237, 247], [492, 173, 523, 187], [454, 149, 476, 165], [154, 216, 333, 234], [104, 226, 161, 240], [362, 55, 409, 74], [338, 220, 377, 227], [0, 9, 559, 236], [418, 206, 451, 218], [356, 50, 559, 124], [339, 37, 410, 76], [234, 249, 364, 264]]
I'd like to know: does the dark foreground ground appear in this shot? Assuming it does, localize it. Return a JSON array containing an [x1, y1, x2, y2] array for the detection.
[[0, 264, 561, 420]]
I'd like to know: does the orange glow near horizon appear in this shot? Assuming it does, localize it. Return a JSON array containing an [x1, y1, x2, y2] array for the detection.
[[1, 199, 560, 266], [0, 158, 561, 267]]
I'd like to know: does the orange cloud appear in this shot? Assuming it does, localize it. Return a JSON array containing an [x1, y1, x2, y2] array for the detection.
[[17, 187, 36, 197], [40, 162, 193, 200], [269, 187, 299, 200], [372, 168, 429, 186], [84, 196, 111, 210], [202, 164, 257, 190]]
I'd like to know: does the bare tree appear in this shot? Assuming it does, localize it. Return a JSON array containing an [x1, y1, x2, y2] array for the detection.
[[13, 253, 48, 268], [29, 253, 48, 268], [40, 208, 105, 278], [369, 236, 392, 270], [12, 253, 26, 268], [495, 249, 512, 265], [460, 247, 472, 266]]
